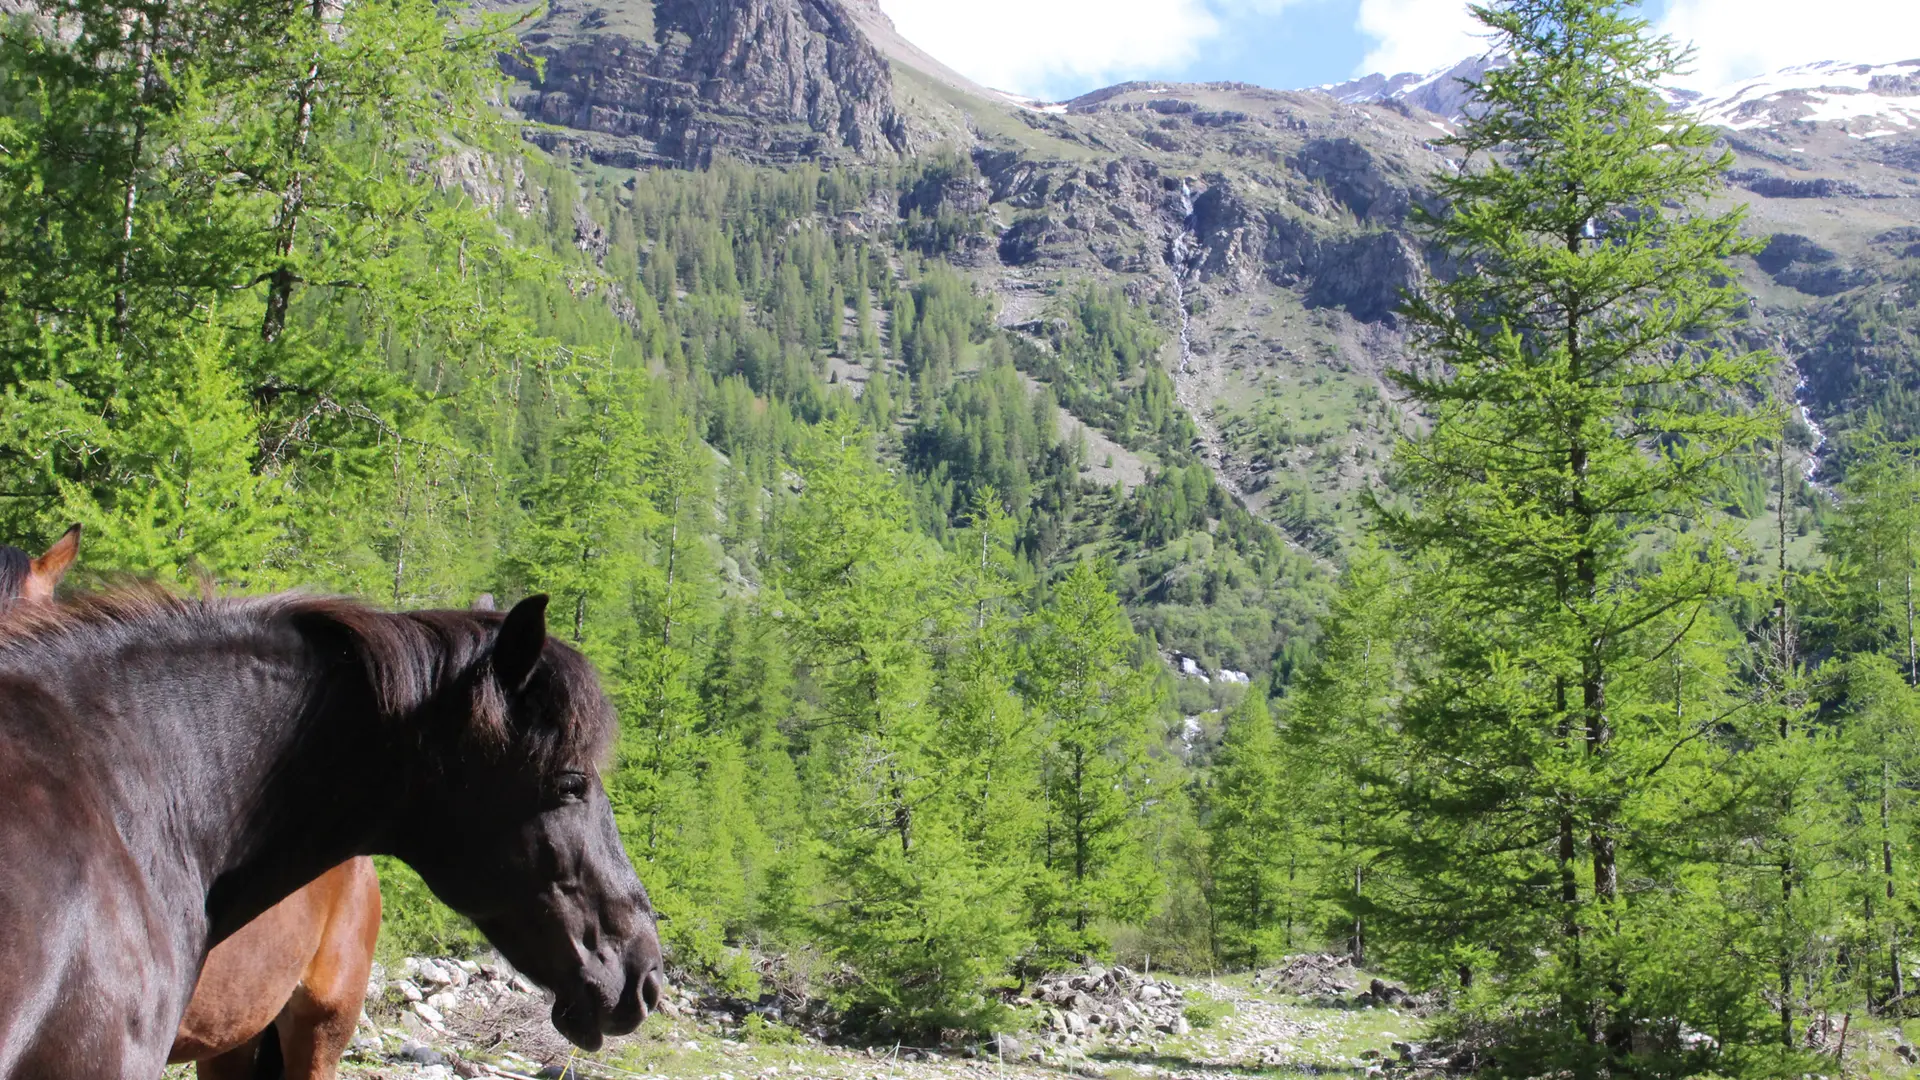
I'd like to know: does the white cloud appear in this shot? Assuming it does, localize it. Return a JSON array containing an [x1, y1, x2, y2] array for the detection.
[[876, 0, 1316, 99], [1351, 0, 1920, 84], [880, 0, 1920, 101], [1354, 0, 1485, 76], [878, 0, 1221, 98], [1657, 0, 1920, 89]]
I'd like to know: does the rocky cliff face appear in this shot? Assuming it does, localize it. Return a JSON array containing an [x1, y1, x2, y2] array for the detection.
[[504, 0, 909, 168]]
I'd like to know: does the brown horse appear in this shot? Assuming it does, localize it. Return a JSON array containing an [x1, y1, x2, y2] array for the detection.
[[0, 588, 664, 1079], [0, 529, 384, 1080], [170, 861, 381, 1080], [0, 525, 79, 610]]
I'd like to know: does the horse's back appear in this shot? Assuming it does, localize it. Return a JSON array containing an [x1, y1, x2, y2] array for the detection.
[[0, 680, 185, 1079]]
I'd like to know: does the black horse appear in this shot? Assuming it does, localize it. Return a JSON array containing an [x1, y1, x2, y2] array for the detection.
[[0, 588, 664, 1078]]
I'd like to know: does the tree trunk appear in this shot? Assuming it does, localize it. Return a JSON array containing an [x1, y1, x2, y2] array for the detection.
[[1351, 863, 1364, 968], [1887, 761, 1905, 1003], [262, 0, 328, 343], [115, 1, 172, 340]]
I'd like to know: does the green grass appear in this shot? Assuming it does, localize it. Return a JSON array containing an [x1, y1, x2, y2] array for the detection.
[[1183, 993, 1237, 1029]]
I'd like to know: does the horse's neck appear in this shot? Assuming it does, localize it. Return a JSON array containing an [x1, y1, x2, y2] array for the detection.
[[197, 642, 407, 944], [49, 622, 399, 945]]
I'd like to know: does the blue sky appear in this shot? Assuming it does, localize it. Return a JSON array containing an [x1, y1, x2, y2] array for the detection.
[[876, 0, 1920, 103]]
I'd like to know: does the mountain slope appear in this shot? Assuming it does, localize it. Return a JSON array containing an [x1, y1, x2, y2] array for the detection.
[[492, 1, 1920, 665]]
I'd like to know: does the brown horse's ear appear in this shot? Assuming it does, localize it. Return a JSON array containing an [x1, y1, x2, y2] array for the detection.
[[492, 594, 549, 693], [471, 593, 497, 612], [24, 524, 79, 603]]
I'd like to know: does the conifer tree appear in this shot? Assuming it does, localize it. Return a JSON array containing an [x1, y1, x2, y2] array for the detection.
[[1024, 559, 1163, 963], [1288, 545, 1405, 966], [508, 361, 660, 645], [1820, 436, 1920, 673], [1369, 0, 1773, 1061], [1203, 686, 1292, 966], [779, 424, 1023, 1035], [56, 316, 289, 584]]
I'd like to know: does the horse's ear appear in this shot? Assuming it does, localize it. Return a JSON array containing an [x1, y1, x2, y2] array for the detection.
[[25, 524, 79, 602], [471, 593, 497, 612], [492, 594, 549, 693]]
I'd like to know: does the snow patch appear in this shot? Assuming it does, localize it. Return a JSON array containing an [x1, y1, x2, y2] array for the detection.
[[992, 89, 1069, 115], [1317, 55, 1920, 134], [1676, 59, 1920, 130]]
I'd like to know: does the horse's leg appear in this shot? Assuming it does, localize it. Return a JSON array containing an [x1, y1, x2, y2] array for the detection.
[[276, 860, 382, 1080], [274, 986, 359, 1080], [193, 1032, 265, 1080]]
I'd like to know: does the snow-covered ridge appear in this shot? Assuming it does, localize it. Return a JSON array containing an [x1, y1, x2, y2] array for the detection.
[[1319, 55, 1496, 120], [1685, 59, 1920, 135], [1315, 56, 1920, 136]]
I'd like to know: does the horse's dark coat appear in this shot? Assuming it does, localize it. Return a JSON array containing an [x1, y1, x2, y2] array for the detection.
[[0, 546, 28, 606], [0, 589, 663, 1080]]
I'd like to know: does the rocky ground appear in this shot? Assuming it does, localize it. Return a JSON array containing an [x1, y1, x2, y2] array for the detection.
[[147, 950, 1920, 1080], [312, 953, 1466, 1080]]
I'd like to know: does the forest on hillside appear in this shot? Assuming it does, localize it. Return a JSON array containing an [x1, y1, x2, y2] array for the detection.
[[6, 0, 1920, 1075]]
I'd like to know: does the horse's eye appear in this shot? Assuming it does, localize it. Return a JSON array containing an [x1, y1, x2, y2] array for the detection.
[[554, 772, 590, 802]]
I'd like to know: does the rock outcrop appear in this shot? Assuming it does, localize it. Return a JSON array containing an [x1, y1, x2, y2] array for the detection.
[[505, 0, 910, 169], [1015, 965, 1192, 1046]]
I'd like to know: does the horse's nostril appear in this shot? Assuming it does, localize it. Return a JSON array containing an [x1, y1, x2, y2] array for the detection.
[[640, 969, 663, 1013]]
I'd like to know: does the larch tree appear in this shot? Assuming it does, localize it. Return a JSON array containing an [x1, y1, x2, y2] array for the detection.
[[1023, 558, 1163, 964], [1203, 686, 1293, 966], [1369, 0, 1773, 1064]]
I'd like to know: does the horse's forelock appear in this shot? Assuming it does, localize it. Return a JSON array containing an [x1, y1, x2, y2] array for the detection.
[[308, 603, 615, 770]]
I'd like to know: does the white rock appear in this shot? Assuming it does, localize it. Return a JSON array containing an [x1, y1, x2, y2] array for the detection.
[[412, 1001, 446, 1029], [396, 980, 424, 1003], [426, 991, 460, 1015]]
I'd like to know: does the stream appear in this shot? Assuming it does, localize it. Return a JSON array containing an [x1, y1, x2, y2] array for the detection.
[[1793, 367, 1828, 486]]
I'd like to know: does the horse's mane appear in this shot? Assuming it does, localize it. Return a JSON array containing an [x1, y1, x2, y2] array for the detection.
[[0, 584, 614, 768]]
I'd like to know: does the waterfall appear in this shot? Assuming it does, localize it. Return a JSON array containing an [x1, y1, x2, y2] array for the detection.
[[1794, 378, 1828, 485], [1788, 352, 1828, 487], [1158, 180, 1320, 562], [1169, 181, 1198, 386]]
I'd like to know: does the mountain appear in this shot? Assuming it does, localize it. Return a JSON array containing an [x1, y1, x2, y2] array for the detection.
[[1687, 59, 1920, 133], [498, 0, 911, 168], [490, 0, 1920, 663], [1318, 54, 1498, 119]]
